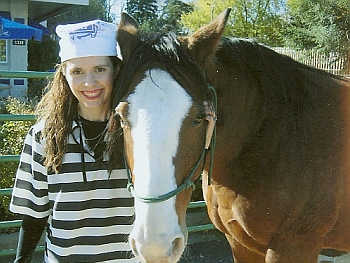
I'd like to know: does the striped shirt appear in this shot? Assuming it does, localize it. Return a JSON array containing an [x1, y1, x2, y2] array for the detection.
[[10, 120, 137, 263]]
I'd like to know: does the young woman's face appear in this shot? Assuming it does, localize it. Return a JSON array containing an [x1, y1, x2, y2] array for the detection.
[[64, 56, 115, 121]]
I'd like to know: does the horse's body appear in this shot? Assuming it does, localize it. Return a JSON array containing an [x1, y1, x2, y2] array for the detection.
[[111, 9, 350, 263]]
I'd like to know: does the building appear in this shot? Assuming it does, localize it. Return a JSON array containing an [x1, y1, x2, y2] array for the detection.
[[0, 0, 89, 98]]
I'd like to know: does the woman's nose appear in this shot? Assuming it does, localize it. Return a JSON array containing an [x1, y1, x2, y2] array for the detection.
[[83, 73, 96, 87]]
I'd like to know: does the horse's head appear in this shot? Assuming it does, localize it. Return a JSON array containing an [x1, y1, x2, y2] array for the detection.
[[112, 10, 230, 263]]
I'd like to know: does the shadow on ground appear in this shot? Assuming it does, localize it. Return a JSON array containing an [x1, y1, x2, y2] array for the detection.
[[179, 230, 233, 263]]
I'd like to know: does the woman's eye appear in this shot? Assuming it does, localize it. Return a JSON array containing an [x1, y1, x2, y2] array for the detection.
[[72, 69, 83, 75], [96, 67, 106, 73]]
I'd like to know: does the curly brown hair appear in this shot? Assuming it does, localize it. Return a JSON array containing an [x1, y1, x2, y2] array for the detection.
[[35, 57, 121, 173]]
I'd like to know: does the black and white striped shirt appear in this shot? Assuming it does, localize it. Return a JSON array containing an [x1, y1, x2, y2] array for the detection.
[[10, 120, 137, 263]]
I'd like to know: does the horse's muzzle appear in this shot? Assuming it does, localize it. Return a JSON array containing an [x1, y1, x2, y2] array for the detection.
[[130, 233, 186, 263]]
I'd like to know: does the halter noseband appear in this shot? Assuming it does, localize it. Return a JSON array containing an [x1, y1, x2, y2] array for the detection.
[[124, 85, 217, 204], [125, 147, 206, 203]]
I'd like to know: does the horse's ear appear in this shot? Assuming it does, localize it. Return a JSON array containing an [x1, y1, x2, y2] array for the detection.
[[180, 8, 231, 68], [117, 12, 141, 62]]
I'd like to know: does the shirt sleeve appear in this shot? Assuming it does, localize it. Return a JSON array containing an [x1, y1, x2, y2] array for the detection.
[[10, 124, 51, 218], [14, 215, 48, 263]]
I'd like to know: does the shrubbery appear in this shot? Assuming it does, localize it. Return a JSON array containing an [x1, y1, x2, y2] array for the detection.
[[0, 97, 36, 221]]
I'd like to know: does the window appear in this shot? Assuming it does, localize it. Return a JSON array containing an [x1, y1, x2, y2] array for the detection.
[[0, 40, 7, 63]]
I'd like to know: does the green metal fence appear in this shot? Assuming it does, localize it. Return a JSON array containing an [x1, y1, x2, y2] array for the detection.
[[0, 70, 215, 258]]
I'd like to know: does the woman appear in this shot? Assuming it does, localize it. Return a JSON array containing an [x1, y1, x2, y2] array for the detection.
[[10, 20, 136, 262]]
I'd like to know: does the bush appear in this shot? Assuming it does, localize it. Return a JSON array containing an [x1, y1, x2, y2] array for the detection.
[[0, 97, 35, 221]]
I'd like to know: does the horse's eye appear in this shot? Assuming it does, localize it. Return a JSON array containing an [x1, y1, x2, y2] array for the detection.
[[192, 116, 203, 126]]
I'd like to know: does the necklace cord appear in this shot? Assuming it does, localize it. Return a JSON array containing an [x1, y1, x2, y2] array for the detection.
[[78, 123, 87, 183]]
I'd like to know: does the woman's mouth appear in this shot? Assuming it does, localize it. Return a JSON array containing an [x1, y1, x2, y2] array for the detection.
[[82, 89, 103, 100]]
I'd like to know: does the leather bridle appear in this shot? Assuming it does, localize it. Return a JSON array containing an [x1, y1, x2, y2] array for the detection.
[[124, 85, 217, 203]]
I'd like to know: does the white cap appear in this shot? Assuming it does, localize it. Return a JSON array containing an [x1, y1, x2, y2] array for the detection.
[[56, 20, 118, 62]]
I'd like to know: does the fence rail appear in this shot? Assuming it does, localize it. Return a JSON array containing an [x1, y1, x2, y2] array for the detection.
[[0, 114, 36, 121], [273, 47, 349, 76], [0, 70, 52, 79]]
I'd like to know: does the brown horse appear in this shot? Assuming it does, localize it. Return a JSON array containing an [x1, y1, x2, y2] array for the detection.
[[110, 9, 350, 263]]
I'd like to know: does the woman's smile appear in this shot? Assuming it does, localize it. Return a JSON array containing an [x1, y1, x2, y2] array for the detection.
[[81, 88, 104, 100]]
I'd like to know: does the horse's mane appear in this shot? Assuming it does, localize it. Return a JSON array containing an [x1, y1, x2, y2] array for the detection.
[[108, 32, 211, 169], [217, 37, 341, 80], [214, 37, 343, 125]]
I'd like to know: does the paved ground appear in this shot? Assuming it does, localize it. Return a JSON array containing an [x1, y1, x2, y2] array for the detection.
[[2, 229, 350, 263], [179, 230, 233, 263], [0, 229, 232, 263], [0, 230, 350, 263]]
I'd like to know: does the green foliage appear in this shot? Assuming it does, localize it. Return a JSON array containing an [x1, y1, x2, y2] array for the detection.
[[157, 0, 193, 34], [125, 0, 193, 35], [46, 0, 114, 34], [27, 37, 58, 99], [0, 98, 35, 221], [181, 0, 226, 31], [181, 0, 286, 46], [28, 37, 59, 72], [125, 0, 159, 34], [284, 0, 350, 57]]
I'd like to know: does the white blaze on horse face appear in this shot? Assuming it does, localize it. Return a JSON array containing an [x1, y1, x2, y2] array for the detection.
[[127, 69, 192, 262]]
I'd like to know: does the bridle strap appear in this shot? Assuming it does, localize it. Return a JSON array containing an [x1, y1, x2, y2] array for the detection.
[[125, 147, 206, 203], [124, 85, 217, 203], [207, 85, 217, 185]]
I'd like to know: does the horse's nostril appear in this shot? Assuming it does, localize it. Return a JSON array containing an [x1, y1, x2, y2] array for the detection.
[[130, 238, 140, 258], [170, 237, 185, 258]]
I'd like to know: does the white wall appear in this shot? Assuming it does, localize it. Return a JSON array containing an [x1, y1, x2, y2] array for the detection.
[[0, 0, 29, 98]]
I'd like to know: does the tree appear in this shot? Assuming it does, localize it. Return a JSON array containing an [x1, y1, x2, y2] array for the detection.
[[46, 0, 115, 35], [124, 0, 192, 35], [125, 0, 159, 34], [157, 0, 193, 34], [27, 37, 59, 98], [181, 0, 286, 46], [284, 0, 350, 57]]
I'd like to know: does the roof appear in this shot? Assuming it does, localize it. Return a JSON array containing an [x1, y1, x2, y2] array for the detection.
[[28, 0, 89, 22], [0, 16, 42, 40]]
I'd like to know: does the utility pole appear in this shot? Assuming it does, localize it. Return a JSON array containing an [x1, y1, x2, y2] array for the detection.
[[207, 3, 215, 21]]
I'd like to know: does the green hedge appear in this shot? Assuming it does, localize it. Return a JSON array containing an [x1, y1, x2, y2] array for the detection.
[[0, 98, 35, 222]]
